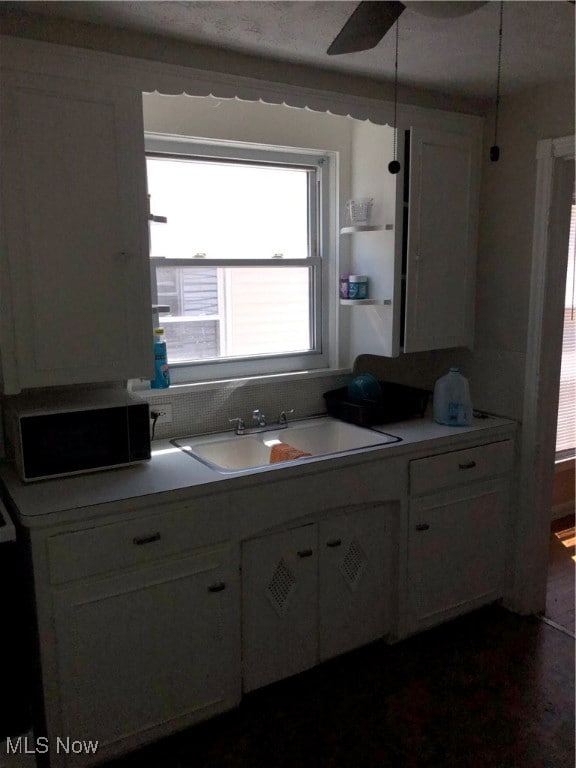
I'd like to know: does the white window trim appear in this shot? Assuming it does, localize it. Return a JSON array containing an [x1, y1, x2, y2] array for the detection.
[[145, 132, 338, 384]]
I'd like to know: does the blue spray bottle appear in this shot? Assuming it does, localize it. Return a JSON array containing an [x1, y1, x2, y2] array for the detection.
[[151, 327, 170, 389]]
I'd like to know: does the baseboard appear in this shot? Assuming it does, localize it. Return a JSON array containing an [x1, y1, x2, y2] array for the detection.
[[538, 615, 576, 639]]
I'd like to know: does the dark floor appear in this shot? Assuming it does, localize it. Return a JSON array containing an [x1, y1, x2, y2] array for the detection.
[[106, 605, 575, 768], [545, 515, 575, 636]]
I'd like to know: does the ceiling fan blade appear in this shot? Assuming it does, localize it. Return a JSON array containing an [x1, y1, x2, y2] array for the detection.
[[327, 1, 406, 56]]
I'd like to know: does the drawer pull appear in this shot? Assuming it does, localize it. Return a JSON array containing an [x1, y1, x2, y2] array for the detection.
[[458, 460, 477, 470], [326, 539, 342, 548], [133, 532, 161, 546], [415, 523, 430, 532], [297, 549, 314, 558], [208, 582, 226, 593]]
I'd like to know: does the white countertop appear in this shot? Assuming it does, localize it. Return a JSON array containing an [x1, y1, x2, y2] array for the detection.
[[0, 415, 516, 523]]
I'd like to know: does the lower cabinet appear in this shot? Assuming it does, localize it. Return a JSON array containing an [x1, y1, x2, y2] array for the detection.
[[406, 440, 513, 633], [20, 431, 516, 767], [318, 509, 391, 660], [242, 504, 392, 692], [51, 543, 240, 766]]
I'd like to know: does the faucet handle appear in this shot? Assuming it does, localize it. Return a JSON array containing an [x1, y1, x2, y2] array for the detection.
[[279, 408, 295, 425], [252, 409, 266, 426], [228, 417, 245, 434]]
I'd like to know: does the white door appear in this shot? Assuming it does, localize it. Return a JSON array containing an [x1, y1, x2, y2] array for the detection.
[[53, 546, 240, 765], [403, 126, 479, 353], [319, 505, 392, 660], [408, 480, 508, 631], [0, 72, 152, 392], [242, 524, 318, 692]]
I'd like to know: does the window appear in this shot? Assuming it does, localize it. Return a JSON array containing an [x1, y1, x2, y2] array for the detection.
[[145, 135, 331, 382], [555, 195, 576, 459]]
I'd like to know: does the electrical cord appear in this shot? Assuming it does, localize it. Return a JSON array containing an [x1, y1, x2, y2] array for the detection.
[[150, 411, 160, 440]]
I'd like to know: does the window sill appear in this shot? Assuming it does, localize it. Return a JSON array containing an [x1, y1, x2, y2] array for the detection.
[[132, 367, 351, 399]]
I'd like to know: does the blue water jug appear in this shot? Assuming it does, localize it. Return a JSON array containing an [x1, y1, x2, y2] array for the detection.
[[151, 328, 170, 389], [433, 367, 472, 426]]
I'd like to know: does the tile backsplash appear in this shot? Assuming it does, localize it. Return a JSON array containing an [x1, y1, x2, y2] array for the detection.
[[142, 372, 351, 440]]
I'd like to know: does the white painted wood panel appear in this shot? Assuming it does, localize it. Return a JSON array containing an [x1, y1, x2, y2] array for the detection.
[[408, 479, 508, 631], [52, 545, 240, 766], [242, 524, 318, 692], [404, 126, 478, 352], [0, 73, 152, 392], [48, 503, 227, 584], [319, 505, 392, 660], [409, 439, 514, 496]]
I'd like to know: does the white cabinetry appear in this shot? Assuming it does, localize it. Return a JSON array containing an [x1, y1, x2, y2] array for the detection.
[[242, 524, 318, 692], [7, 420, 516, 768], [0, 72, 152, 393], [406, 440, 513, 634], [40, 505, 240, 768], [347, 119, 481, 360], [242, 504, 392, 692], [403, 126, 478, 353], [318, 507, 391, 660]]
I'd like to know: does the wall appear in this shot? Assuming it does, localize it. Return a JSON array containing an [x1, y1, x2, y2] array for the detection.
[[471, 77, 575, 420]]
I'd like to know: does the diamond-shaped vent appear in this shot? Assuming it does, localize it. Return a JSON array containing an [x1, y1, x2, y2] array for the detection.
[[340, 538, 367, 592], [266, 558, 297, 616]]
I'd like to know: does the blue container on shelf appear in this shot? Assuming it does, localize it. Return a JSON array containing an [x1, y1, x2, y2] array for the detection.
[[348, 275, 369, 299]]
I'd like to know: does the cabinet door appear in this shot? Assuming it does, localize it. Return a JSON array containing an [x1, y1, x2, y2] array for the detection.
[[319, 505, 392, 661], [52, 545, 240, 766], [0, 72, 152, 393], [404, 126, 479, 352], [408, 479, 508, 632], [242, 525, 317, 692]]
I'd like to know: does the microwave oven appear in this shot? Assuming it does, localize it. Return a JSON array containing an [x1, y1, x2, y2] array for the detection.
[[5, 389, 151, 482]]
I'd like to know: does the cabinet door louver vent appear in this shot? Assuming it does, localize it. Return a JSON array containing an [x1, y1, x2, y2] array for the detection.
[[266, 558, 297, 616], [340, 538, 367, 592]]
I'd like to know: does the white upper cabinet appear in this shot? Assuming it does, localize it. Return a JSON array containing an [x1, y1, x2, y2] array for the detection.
[[404, 126, 478, 353], [0, 72, 153, 393], [347, 116, 481, 360]]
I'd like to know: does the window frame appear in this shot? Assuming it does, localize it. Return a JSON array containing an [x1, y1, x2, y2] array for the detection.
[[145, 133, 333, 383]]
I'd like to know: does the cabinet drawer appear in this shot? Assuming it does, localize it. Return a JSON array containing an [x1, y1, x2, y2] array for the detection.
[[410, 440, 514, 496], [48, 503, 227, 585]]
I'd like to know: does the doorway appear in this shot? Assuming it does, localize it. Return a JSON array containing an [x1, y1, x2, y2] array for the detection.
[[516, 138, 574, 617]]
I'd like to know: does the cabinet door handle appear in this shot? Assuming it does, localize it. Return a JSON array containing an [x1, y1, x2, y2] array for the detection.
[[133, 532, 161, 546], [208, 582, 226, 593], [458, 460, 477, 470], [326, 539, 342, 548], [297, 549, 314, 558], [415, 523, 430, 532]]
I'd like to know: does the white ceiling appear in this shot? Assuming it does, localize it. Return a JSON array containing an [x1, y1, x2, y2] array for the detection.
[[1, 1, 574, 98]]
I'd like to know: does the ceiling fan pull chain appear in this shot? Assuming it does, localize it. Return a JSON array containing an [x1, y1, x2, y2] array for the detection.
[[388, 18, 401, 175], [490, 0, 504, 162]]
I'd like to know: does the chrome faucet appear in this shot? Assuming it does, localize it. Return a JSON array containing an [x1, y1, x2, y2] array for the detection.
[[278, 408, 295, 425], [228, 417, 246, 435], [229, 408, 295, 436], [252, 409, 266, 427]]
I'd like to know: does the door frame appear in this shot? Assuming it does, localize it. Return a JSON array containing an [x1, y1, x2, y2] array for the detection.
[[513, 135, 574, 615]]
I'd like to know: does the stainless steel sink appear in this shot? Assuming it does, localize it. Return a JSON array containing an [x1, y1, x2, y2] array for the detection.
[[172, 417, 400, 473]]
